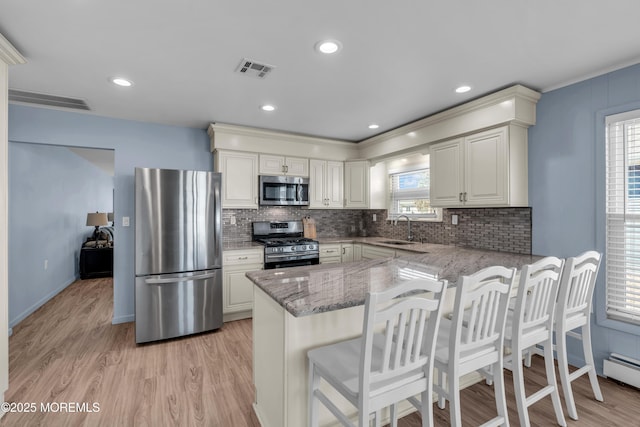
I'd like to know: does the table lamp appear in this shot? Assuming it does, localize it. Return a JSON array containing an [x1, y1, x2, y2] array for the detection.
[[86, 212, 109, 241]]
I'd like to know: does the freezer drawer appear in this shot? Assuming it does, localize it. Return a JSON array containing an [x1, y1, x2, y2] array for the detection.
[[135, 269, 222, 343]]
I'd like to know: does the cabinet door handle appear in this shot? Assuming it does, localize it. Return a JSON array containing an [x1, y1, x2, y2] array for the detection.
[[463, 192, 468, 202], [459, 192, 463, 202], [286, 165, 289, 173], [238, 256, 248, 260], [342, 248, 345, 255]]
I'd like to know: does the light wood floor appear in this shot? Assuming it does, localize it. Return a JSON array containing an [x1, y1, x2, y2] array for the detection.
[[2, 278, 639, 426]]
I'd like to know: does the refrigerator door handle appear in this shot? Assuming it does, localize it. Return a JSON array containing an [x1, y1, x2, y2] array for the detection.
[[144, 271, 218, 285]]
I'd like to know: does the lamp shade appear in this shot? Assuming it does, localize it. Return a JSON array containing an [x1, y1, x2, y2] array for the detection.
[[86, 212, 109, 227]]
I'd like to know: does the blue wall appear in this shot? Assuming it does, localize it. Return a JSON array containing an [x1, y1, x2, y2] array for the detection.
[[529, 62, 640, 372], [8, 142, 114, 326], [8, 104, 212, 324]]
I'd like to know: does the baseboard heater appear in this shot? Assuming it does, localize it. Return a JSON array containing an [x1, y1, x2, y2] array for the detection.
[[603, 353, 640, 389]]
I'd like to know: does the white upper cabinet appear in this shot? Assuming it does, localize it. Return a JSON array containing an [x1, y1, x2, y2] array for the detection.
[[430, 125, 528, 207], [344, 161, 370, 209], [464, 127, 507, 205], [214, 150, 259, 209], [309, 159, 327, 207], [430, 138, 464, 206], [259, 155, 309, 177], [309, 159, 344, 209], [326, 161, 344, 208]]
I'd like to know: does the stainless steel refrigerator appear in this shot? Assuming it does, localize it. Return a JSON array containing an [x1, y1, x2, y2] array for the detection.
[[135, 167, 223, 343]]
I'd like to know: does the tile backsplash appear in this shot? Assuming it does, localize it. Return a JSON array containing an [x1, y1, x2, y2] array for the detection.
[[222, 206, 532, 254]]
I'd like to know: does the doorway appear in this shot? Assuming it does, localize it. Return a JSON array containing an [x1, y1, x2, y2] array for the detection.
[[8, 142, 115, 329]]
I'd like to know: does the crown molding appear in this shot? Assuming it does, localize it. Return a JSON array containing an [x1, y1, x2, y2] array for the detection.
[[0, 33, 25, 65]]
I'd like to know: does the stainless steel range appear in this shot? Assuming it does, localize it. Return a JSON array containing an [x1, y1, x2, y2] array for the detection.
[[252, 220, 320, 269]]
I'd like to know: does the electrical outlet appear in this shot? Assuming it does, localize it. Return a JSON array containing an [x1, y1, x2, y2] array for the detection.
[[373, 214, 377, 222], [230, 215, 236, 225], [123, 216, 130, 227], [452, 214, 459, 225], [351, 225, 356, 232], [44, 259, 48, 270]]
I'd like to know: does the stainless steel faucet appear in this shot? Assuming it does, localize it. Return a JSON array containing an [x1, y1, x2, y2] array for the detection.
[[394, 215, 413, 241]]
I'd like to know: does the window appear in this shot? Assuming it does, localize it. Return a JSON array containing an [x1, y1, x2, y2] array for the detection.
[[606, 110, 640, 324], [388, 162, 441, 221]]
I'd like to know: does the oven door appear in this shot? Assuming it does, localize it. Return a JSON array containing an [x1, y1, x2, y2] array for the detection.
[[264, 254, 319, 269]]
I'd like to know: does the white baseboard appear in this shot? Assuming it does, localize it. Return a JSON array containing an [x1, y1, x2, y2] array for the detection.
[[604, 353, 640, 389], [223, 310, 252, 323], [112, 314, 134, 324], [9, 277, 75, 328]]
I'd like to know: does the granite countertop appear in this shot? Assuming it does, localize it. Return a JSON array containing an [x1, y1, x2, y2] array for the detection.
[[317, 236, 438, 253], [222, 241, 264, 251], [246, 242, 541, 317]]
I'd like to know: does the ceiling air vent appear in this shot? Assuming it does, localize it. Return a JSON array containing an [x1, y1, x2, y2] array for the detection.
[[8, 89, 90, 110], [235, 58, 275, 79]]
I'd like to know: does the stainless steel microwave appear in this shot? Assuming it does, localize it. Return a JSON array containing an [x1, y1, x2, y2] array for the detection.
[[259, 175, 309, 206]]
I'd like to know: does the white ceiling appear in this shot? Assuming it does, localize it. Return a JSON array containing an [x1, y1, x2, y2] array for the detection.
[[2, 1, 640, 142]]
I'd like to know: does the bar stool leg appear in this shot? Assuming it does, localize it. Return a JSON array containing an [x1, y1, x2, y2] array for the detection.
[[543, 342, 566, 426], [512, 351, 531, 427], [581, 324, 604, 402], [493, 359, 509, 426]]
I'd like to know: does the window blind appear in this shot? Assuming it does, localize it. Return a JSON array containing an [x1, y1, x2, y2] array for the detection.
[[606, 110, 640, 324], [389, 168, 437, 218]]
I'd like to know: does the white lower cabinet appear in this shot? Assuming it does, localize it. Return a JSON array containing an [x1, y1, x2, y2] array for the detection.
[[341, 244, 353, 263], [322, 243, 415, 263], [353, 244, 362, 261], [319, 244, 342, 264], [361, 244, 396, 260], [319, 243, 354, 264], [222, 248, 264, 321]]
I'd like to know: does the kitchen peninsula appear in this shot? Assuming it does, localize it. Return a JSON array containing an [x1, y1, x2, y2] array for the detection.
[[246, 243, 539, 427]]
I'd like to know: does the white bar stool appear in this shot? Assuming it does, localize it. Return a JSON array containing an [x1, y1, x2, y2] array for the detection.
[[307, 277, 447, 427], [555, 251, 604, 420], [503, 256, 566, 427], [433, 265, 516, 427]]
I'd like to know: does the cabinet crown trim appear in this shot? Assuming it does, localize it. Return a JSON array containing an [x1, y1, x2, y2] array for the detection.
[[358, 84, 541, 162], [209, 123, 360, 161]]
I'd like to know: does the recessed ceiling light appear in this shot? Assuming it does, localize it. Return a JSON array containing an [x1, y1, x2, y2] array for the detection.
[[315, 40, 342, 54], [111, 77, 133, 87], [368, 124, 379, 129], [455, 85, 471, 94], [261, 104, 276, 112]]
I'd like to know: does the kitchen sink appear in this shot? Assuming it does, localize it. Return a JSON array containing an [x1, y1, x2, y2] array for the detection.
[[379, 240, 416, 245]]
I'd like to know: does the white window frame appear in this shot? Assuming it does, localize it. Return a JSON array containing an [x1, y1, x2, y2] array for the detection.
[[387, 161, 442, 222], [605, 109, 640, 325]]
